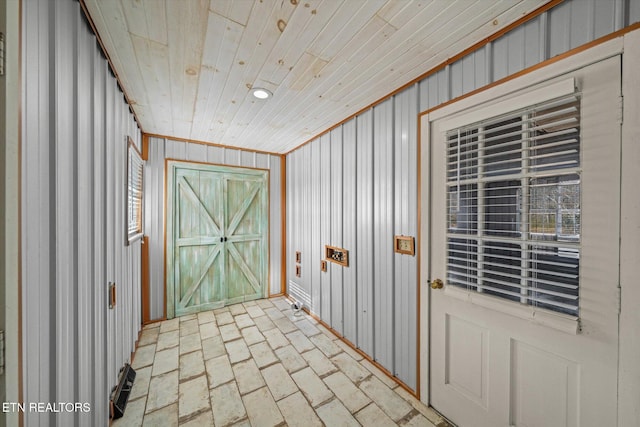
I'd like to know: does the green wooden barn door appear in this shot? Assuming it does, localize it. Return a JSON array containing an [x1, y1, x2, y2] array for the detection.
[[166, 161, 268, 318]]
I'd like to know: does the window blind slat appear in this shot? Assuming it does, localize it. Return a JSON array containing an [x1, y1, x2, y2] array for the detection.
[[446, 94, 581, 316]]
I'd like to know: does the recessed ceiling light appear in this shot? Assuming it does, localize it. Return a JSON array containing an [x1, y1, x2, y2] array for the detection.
[[251, 88, 272, 99]]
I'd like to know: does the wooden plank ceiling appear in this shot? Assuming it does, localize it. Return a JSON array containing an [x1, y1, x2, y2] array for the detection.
[[83, 0, 550, 154]]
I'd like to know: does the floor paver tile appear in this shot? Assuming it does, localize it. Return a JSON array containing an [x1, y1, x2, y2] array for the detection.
[[179, 375, 210, 418], [210, 382, 246, 427], [331, 352, 371, 384], [273, 316, 298, 334], [275, 345, 308, 374], [263, 328, 289, 350], [242, 387, 284, 426], [277, 391, 323, 427], [264, 307, 285, 321], [156, 330, 180, 351], [261, 363, 298, 401], [359, 376, 413, 422], [233, 359, 265, 395], [272, 298, 291, 311], [143, 403, 178, 427], [225, 339, 251, 364], [316, 398, 360, 427], [291, 367, 333, 408], [152, 347, 179, 376], [324, 371, 371, 413], [402, 411, 437, 427], [249, 341, 278, 368], [220, 323, 242, 342], [180, 332, 202, 355], [131, 297, 434, 427], [180, 314, 197, 322], [205, 355, 234, 388], [245, 305, 265, 319], [138, 327, 160, 346], [199, 322, 220, 340], [310, 333, 342, 357], [215, 311, 234, 326], [229, 304, 247, 316], [241, 325, 265, 346], [334, 338, 364, 361], [159, 318, 180, 334], [130, 366, 151, 401], [302, 348, 337, 377], [180, 410, 214, 427], [180, 350, 205, 381], [180, 319, 200, 337], [146, 371, 179, 413], [361, 358, 398, 389], [235, 313, 254, 329], [112, 395, 145, 427], [394, 387, 446, 425], [197, 310, 216, 325], [201, 335, 226, 361], [256, 299, 274, 309], [287, 330, 315, 353], [132, 344, 156, 370], [355, 402, 397, 427], [253, 315, 276, 332], [295, 318, 321, 337]]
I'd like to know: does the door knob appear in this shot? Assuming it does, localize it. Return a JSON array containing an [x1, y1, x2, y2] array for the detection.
[[430, 278, 444, 289]]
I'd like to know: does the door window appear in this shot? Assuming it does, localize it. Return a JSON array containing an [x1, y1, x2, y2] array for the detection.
[[446, 94, 581, 316]]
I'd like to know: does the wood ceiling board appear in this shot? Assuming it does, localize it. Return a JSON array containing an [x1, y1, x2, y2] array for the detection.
[[131, 34, 172, 134], [204, 0, 292, 144], [261, 0, 342, 87], [210, 0, 254, 27], [166, 0, 209, 137], [326, 0, 470, 102], [84, 0, 149, 108], [121, 0, 150, 40], [83, 0, 552, 153], [306, 0, 383, 62], [143, 0, 168, 45], [190, 12, 244, 141]]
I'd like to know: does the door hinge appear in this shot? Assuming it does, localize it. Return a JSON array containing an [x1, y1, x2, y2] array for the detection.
[[0, 330, 5, 375], [617, 96, 624, 124], [617, 287, 622, 314], [0, 32, 4, 76]]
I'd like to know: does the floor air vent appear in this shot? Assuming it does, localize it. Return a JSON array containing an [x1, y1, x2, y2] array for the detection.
[[110, 363, 136, 419]]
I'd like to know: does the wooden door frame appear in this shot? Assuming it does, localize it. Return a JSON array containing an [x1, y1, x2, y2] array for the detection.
[[163, 159, 271, 318]]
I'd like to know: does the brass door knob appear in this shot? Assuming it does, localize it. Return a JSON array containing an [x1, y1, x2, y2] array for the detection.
[[430, 278, 444, 289]]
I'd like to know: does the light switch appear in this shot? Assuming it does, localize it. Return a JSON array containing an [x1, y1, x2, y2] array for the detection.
[[394, 235, 415, 256]]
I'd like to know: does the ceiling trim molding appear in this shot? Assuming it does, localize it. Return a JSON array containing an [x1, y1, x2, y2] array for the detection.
[[78, 0, 143, 132], [144, 133, 283, 158], [418, 21, 640, 120]]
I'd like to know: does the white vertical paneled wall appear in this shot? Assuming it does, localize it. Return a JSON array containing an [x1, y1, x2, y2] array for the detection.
[[419, 0, 638, 112], [144, 137, 284, 320], [22, 0, 142, 425], [287, 87, 420, 390], [286, 0, 639, 394]]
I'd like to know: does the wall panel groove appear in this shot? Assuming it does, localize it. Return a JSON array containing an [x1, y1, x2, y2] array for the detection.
[[286, 0, 638, 394], [22, 0, 142, 424]]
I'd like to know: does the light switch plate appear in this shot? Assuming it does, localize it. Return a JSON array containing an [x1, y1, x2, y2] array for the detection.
[[394, 235, 415, 256]]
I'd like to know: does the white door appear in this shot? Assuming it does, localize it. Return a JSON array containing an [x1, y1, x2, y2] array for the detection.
[[426, 56, 621, 427]]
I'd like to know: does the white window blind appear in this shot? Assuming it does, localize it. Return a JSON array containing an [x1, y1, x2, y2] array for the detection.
[[127, 137, 144, 244], [446, 93, 581, 316]]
